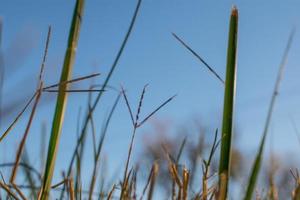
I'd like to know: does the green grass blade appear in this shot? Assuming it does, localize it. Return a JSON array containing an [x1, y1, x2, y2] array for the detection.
[[59, 2, 142, 199], [88, 94, 121, 200], [40, 0, 85, 199], [218, 6, 238, 200], [243, 29, 295, 200]]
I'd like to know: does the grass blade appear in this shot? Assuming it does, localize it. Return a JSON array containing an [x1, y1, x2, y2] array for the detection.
[[21, 149, 38, 199], [0, 181, 19, 200], [243, 29, 295, 200], [40, 0, 85, 199], [147, 162, 158, 200], [9, 26, 50, 184], [59, 2, 143, 198], [88, 94, 121, 200], [172, 33, 224, 84], [218, 6, 238, 200]]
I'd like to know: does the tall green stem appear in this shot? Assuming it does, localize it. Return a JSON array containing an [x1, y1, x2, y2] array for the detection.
[[218, 6, 238, 200], [40, 0, 84, 199]]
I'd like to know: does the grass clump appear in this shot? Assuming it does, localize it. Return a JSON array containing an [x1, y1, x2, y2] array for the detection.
[[0, 2, 299, 200]]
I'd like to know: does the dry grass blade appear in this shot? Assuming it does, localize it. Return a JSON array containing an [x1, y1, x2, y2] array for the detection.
[[243, 28, 295, 200], [293, 186, 300, 200], [106, 184, 116, 200], [12, 183, 27, 200], [43, 89, 105, 93], [169, 162, 182, 200], [41, 0, 85, 199], [291, 169, 300, 200], [182, 168, 189, 200], [10, 84, 42, 184], [172, 33, 224, 84], [39, 26, 51, 81], [122, 167, 134, 199], [9, 26, 51, 184], [42, 73, 100, 90], [169, 163, 182, 189], [68, 177, 75, 200], [170, 137, 187, 200], [0, 91, 37, 143], [290, 169, 300, 200], [147, 162, 158, 200], [139, 162, 157, 200], [0, 181, 19, 200]]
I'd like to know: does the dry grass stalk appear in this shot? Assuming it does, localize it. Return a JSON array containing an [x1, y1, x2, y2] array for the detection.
[[291, 169, 300, 200], [68, 177, 75, 200], [147, 162, 158, 200], [182, 168, 189, 200], [106, 184, 116, 200], [10, 26, 51, 184], [11, 183, 27, 200], [0, 181, 19, 200], [120, 85, 175, 199]]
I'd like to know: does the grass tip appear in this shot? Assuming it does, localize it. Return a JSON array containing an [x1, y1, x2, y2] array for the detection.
[[231, 5, 238, 16]]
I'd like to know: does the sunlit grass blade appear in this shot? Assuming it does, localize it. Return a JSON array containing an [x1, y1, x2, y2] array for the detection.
[[40, 0, 85, 199], [218, 6, 238, 200], [59, 2, 143, 198], [182, 167, 189, 200], [294, 187, 300, 200], [243, 29, 295, 200]]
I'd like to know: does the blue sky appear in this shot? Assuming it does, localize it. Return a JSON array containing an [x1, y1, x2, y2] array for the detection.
[[1, 0, 300, 196]]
